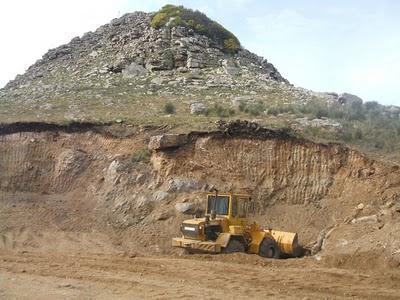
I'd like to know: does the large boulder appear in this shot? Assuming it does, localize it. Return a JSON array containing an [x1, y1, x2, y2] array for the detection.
[[337, 93, 363, 107], [148, 134, 188, 150], [167, 177, 200, 192], [222, 59, 241, 76], [322, 92, 339, 102], [175, 202, 196, 214], [152, 191, 170, 202], [122, 62, 147, 78], [190, 102, 207, 114]]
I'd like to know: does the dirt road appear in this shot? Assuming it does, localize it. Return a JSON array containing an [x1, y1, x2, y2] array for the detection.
[[1, 251, 399, 299]]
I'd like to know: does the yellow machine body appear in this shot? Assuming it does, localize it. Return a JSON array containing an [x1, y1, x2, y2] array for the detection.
[[172, 193, 301, 258]]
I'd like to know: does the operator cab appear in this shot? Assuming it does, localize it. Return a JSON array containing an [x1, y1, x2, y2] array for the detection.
[[206, 193, 252, 220]]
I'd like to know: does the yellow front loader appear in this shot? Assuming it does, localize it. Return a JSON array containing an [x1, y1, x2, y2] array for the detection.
[[172, 191, 302, 258]]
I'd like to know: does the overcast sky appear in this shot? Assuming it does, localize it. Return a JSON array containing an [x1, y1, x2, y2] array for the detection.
[[0, 0, 399, 105]]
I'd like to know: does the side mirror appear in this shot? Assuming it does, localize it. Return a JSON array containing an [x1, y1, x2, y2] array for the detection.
[[210, 209, 216, 220]]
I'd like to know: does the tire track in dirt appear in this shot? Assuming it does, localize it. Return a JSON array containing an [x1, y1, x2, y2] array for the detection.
[[0, 251, 399, 299]]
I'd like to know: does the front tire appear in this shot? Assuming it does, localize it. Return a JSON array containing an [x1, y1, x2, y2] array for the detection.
[[259, 237, 280, 259], [223, 239, 245, 253]]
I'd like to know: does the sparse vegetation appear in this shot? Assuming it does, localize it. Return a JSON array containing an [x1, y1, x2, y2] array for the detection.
[[164, 102, 176, 114], [151, 5, 240, 53], [239, 101, 267, 116], [131, 148, 151, 163], [206, 104, 235, 118], [289, 99, 400, 161]]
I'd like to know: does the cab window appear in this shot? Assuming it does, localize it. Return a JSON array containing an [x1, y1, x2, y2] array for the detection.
[[231, 197, 237, 217], [207, 196, 229, 215], [237, 198, 248, 218]]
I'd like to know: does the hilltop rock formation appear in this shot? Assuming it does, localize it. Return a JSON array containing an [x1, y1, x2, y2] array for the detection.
[[1, 11, 286, 105]]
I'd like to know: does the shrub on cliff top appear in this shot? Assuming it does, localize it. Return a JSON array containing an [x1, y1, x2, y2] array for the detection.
[[151, 5, 240, 54]]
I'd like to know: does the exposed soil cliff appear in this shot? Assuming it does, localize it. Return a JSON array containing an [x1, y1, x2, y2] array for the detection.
[[0, 122, 399, 271]]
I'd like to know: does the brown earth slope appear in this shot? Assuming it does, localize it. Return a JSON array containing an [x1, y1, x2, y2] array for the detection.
[[0, 122, 400, 299]]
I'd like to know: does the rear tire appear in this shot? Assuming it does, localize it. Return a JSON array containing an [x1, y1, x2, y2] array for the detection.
[[259, 237, 280, 259], [223, 239, 245, 253]]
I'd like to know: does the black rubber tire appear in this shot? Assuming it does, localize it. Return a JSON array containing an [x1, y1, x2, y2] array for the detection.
[[223, 239, 245, 253], [259, 237, 281, 259]]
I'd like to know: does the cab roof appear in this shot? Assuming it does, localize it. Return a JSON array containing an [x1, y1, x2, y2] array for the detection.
[[206, 193, 250, 197]]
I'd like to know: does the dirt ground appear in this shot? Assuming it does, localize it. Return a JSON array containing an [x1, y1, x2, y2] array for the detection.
[[1, 250, 400, 300]]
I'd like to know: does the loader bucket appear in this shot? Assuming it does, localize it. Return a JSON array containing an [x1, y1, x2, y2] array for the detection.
[[269, 230, 302, 257]]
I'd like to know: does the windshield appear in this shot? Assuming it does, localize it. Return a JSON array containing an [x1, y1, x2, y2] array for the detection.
[[207, 196, 229, 215]]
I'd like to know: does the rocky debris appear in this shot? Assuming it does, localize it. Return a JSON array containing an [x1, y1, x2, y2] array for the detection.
[[231, 96, 253, 108], [122, 62, 147, 78], [148, 134, 188, 150], [356, 203, 365, 210], [310, 226, 336, 255], [295, 117, 342, 131], [105, 160, 122, 184], [175, 202, 196, 214], [150, 77, 166, 85], [55, 149, 88, 177], [152, 191, 170, 202], [337, 93, 363, 106], [167, 177, 200, 192], [351, 215, 378, 224], [156, 210, 174, 220], [387, 106, 400, 114], [322, 92, 339, 102], [190, 102, 207, 114], [222, 59, 241, 76]]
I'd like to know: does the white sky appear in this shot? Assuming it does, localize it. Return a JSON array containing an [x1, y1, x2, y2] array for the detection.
[[0, 0, 399, 105]]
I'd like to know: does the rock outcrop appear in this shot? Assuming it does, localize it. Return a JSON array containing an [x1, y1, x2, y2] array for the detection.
[[337, 93, 363, 106], [148, 134, 188, 150], [1, 11, 286, 105]]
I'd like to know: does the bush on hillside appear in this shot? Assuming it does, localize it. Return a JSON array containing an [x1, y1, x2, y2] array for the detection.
[[206, 104, 235, 118], [240, 101, 267, 116], [131, 148, 151, 163], [164, 102, 176, 114], [151, 5, 240, 53]]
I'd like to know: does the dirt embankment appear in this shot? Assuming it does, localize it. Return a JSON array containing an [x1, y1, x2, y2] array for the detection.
[[0, 121, 400, 271]]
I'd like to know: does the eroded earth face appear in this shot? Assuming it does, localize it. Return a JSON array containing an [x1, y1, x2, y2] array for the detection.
[[0, 122, 399, 299]]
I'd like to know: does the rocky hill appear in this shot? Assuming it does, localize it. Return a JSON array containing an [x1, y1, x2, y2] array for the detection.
[[0, 9, 289, 114], [0, 5, 400, 162], [0, 6, 332, 125]]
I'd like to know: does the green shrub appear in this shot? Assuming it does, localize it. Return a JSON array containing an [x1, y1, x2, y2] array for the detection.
[[164, 102, 176, 114], [150, 12, 167, 28], [267, 107, 279, 116], [347, 110, 366, 121], [364, 101, 379, 111], [247, 101, 266, 116], [339, 127, 353, 142], [224, 38, 240, 54], [354, 128, 363, 140], [315, 108, 329, 119], [238, 102, 247, 112], [207, 104, 235, 118], [131, 148, 151, 163], [151, 5, 240, 53]]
